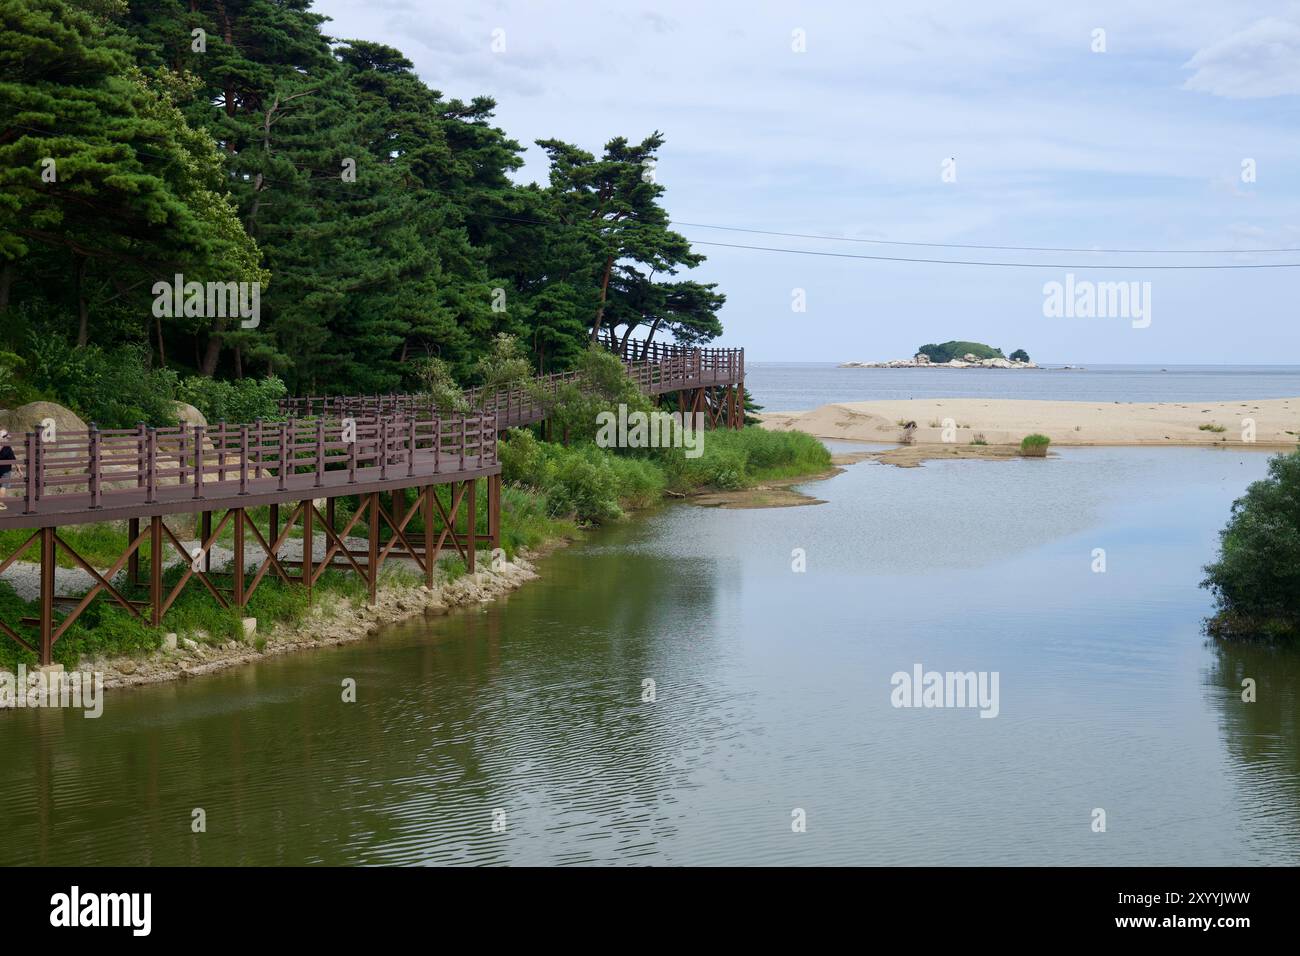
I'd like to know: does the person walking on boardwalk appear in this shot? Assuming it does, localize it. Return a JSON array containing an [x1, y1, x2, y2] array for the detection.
[[0, 429, 14, 510]]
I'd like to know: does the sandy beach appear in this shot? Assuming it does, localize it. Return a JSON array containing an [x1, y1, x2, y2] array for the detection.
[[760, 397, 1300, 465]]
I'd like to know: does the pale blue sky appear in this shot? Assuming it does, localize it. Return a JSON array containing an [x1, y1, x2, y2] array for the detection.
[[315, 0, 1300, 362]]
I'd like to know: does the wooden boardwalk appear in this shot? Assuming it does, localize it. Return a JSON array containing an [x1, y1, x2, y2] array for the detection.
[[279, 335, 745, 429], [0, 335, 743, 663]]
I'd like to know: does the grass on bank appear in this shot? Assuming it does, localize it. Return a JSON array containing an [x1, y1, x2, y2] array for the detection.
[[500, 425, 831, 522]]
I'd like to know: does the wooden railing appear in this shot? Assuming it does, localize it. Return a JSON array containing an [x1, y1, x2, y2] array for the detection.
[[601, 332, 745, 382], [280, 334, 744, 423], [282, 370, 586, 428], [5, 414, 497, 518], [0, 334, 740, 520]]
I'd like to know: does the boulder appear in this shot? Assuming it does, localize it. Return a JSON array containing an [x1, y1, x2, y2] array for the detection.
[[913, 353, 931, 365], [0, 400, 87, 440], [173, 402, 208, 428]]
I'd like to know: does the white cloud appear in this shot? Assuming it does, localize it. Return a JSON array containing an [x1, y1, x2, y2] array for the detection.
[[1183, 17, 1300, 98]]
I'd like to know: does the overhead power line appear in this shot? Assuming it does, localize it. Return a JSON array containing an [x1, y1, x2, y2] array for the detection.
[[474, 213, 1300, 269], [669, 220, 1300, 255], [687, 239, 1300, 269]]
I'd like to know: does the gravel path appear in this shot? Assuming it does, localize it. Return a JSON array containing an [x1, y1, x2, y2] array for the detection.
[[0, 532, 376, 602]]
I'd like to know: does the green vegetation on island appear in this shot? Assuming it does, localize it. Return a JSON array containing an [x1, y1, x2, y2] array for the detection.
[[916, 341, 1012, 363]]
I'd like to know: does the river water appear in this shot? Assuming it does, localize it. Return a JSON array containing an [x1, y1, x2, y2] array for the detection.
[[2, 443, 1297, 865]]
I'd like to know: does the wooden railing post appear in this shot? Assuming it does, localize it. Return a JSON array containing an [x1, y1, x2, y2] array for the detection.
[[254, 418, 264, 480], [177, 425, 188, 485], [218, 421, 228, 481], [145, 427, 158, 504], [278, 422, 289, 490], [87, 423, 101, 509], [192, 424, 205, 499], [315, 419, 325, 487], [238, 425, 250, 495], [136, 422, 146, 489], [23, 432, 36, 514]]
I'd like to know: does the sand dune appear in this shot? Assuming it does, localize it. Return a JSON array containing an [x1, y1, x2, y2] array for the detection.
[[759, 397, 1300, 448]]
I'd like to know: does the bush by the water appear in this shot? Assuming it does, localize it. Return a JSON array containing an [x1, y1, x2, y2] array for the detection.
[[1202, 449, 1300, 641], [500, 429, 664, 523], [1019, 434, 1051, 457]]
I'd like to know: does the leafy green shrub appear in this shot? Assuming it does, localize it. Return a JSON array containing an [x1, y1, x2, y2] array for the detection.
[[0, 351, 29, 407], [499, 427, 547, 485], [411, 356, 468, 413], [545, 444, 624, 523], [546, 346, 656, 443], [1198, 422, 1227, 434], [1019, 434, 1050, 457], [176, 375, 287, 423], [501, 430, 664, 524], [473, 333, 533, 410], [1009, 349, 1030, 363], [23, 337, 178, 427], [605, 453, 666, 509], [1202, 449, 1300, 640]]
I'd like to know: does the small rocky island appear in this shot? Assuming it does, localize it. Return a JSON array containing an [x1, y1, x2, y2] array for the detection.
[[840, 340, 1038, 369]]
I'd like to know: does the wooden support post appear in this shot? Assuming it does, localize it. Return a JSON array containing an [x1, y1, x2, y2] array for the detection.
[[302, 499, 313, 597], [326, 496, 336, 535], [367, 493, 379, 606], [466, 478, 477, 573], [201, 511, 212, 572], [39, 527, 54, 665], [150, 516, 163, 627], [423, 486, 435, 589], [128, 517, 140, 587], [489, 474, 501, 550], [233, 508, 245, 608]]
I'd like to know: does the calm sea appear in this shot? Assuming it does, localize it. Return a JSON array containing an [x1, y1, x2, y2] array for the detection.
[[746, 363, 1300, 412]]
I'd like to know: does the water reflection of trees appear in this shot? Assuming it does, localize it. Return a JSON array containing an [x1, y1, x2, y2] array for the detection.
[[1207, 640, 1300, 848]]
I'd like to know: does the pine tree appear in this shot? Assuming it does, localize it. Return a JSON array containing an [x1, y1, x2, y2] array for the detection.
[[0, 0, 263, 352]]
